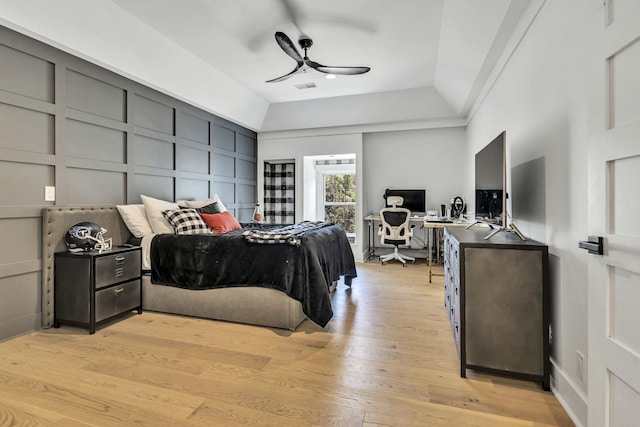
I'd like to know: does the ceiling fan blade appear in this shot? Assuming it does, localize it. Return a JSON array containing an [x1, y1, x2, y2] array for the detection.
[[265, 64, 303, 83], [305, 59, 370, 75], [275, 32, 303, 65]]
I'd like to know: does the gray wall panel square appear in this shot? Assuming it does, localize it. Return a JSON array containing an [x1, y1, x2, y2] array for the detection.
[[0, 44, 54, 102], [0, 161, 53, 205], [180, 111, 208, 144], [134, 95, 174, 135], [237, 183, 255, 204], [0, 103, 54, 154], [0, 218, 40, 264], [236, 208, 253, 223], [0, 273, 40, 321], [213, 181, 235, 205], [177, 145, 208, 174], [66, 70, 126, 122], [66, 119, 126, 163], [237, 158, 256, 181], [236, 133, 255, 157], [178, 179, 209, 201], [134, 134, 174, 170], [133, 174, 174, 202], [66, 168, 126, 205], [212, 124, 235, 151], [212, 153, 235, 178]]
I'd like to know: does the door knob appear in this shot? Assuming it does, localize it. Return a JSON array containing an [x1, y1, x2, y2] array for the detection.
[[578, 236, 603, 255]]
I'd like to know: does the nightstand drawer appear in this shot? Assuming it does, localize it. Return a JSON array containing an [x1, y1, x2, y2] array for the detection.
[[95, 279, 141, 322], [95, 251, 141, 289]]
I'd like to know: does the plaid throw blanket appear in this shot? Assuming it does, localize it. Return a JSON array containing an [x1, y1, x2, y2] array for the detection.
[[243, 221, 331, 246]]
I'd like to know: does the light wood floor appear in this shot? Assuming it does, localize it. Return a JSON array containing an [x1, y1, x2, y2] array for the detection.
[[0, 261, 574, 426]]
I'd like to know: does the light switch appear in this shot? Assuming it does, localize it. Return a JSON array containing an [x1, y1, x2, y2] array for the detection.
[[45, 186, 56, 202]]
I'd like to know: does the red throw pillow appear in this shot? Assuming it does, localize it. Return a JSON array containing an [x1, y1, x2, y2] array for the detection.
[[200, 211, 242, 234]]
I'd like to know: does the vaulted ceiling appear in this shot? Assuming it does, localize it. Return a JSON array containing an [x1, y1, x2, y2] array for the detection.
[[0, 0, 533, 131]]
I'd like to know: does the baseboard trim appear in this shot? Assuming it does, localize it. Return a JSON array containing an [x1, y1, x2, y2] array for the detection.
[[550, 357, 587, 427]]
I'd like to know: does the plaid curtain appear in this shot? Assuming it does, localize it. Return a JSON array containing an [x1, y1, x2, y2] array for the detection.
[[264, 162, 295, 224]]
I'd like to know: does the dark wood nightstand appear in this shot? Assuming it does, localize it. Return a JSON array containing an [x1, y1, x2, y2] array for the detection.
[[54, 246, 142, 334]]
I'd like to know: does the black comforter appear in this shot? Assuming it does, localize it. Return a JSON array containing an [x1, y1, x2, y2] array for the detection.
[[150, 223, 357, 327]]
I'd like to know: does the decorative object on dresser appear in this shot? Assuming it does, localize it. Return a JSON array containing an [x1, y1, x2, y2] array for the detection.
[[444, 227, 550, 390], [54, 245, 142, 334]]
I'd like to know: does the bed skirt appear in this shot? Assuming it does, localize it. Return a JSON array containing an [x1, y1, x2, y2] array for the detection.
[[142, 275, 337, 331]]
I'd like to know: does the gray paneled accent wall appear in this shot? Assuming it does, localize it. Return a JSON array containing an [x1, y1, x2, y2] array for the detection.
[[0, 25, 257, 342]]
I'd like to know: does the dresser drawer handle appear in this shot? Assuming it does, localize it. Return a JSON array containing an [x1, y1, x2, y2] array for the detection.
[[115, 256, 126, 265], [114, 287, 124, 296]]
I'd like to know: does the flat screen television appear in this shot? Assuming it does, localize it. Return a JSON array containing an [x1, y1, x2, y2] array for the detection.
[[475, 131, 506, 227], [384, 189, 426, 214]]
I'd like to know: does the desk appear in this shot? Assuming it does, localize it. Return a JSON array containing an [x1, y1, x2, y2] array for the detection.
[[364, 214, 426, 261], [423, 220, 469, 283], [365, 214, 469, 283]]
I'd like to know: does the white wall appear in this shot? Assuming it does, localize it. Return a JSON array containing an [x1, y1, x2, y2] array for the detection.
[[466, 0, 589, 425], [261, 88, 458, 132], [363, 127, 467, 215]]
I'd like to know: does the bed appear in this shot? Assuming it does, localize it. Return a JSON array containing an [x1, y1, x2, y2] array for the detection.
[[42, 206, 357, 331]]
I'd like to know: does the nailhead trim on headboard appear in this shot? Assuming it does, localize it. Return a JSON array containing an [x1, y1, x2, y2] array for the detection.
[[41, 207, 133, 328]]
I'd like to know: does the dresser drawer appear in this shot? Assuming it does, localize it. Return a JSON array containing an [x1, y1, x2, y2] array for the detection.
[[95, 279, 141, 322], [95, 251, 141, 289]]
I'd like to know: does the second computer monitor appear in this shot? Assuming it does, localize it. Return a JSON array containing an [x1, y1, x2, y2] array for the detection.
[[383, 189, 426, 214]]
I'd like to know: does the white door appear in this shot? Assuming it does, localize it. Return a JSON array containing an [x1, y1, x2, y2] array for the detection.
[[587, 0, 640, 425]]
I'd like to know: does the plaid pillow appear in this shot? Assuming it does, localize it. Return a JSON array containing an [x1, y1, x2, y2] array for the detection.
[[162, 208, 212, 235]]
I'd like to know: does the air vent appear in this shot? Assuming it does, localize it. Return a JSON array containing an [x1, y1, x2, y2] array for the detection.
[[294, 82, 317, 90]]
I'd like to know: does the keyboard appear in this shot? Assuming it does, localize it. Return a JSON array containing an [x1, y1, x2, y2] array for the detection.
[[425, 218, 453, 223]]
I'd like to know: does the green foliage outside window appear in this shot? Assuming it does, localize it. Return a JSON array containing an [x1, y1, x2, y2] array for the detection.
[[325, 205, 356, 233], [324, 174, 356, 234], [325, 174, 356, 203]]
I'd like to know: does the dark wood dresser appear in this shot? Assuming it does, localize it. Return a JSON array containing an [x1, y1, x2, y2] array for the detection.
[[444, 227, 550, 390]]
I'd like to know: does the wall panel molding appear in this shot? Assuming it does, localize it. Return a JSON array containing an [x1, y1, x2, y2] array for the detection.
[[0, 24, 257, 341]]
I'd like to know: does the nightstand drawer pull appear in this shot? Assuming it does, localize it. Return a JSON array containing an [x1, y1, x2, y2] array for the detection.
[[114, 287, 124, 296], [115, 256, 126, 265]]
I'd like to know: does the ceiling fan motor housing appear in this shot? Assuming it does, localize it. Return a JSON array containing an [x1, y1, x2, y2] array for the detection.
[[298, 35, 313, 50]]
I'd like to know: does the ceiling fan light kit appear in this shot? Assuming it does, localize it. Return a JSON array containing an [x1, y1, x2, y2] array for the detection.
[[266, 31, 370, 83]]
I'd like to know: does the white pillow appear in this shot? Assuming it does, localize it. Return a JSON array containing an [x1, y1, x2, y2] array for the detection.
[[140, 195, 179, 234], [179, 193, 227, 212], [116, 204, 153, 238]]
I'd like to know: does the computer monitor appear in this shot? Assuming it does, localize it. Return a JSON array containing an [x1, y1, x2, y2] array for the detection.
[[383, 189, 426, 214]]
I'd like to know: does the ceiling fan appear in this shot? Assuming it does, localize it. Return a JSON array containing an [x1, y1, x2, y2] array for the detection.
[[266, 31, 371, 83]]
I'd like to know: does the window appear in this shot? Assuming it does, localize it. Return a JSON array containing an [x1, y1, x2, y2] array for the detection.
[[323, 173, 356, 242]]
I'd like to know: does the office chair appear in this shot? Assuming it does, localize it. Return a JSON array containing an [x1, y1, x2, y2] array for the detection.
[[378, 196, 415, 266]]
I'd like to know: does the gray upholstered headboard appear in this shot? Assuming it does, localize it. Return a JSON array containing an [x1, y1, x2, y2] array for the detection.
[[41, 207, 133, 328]]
